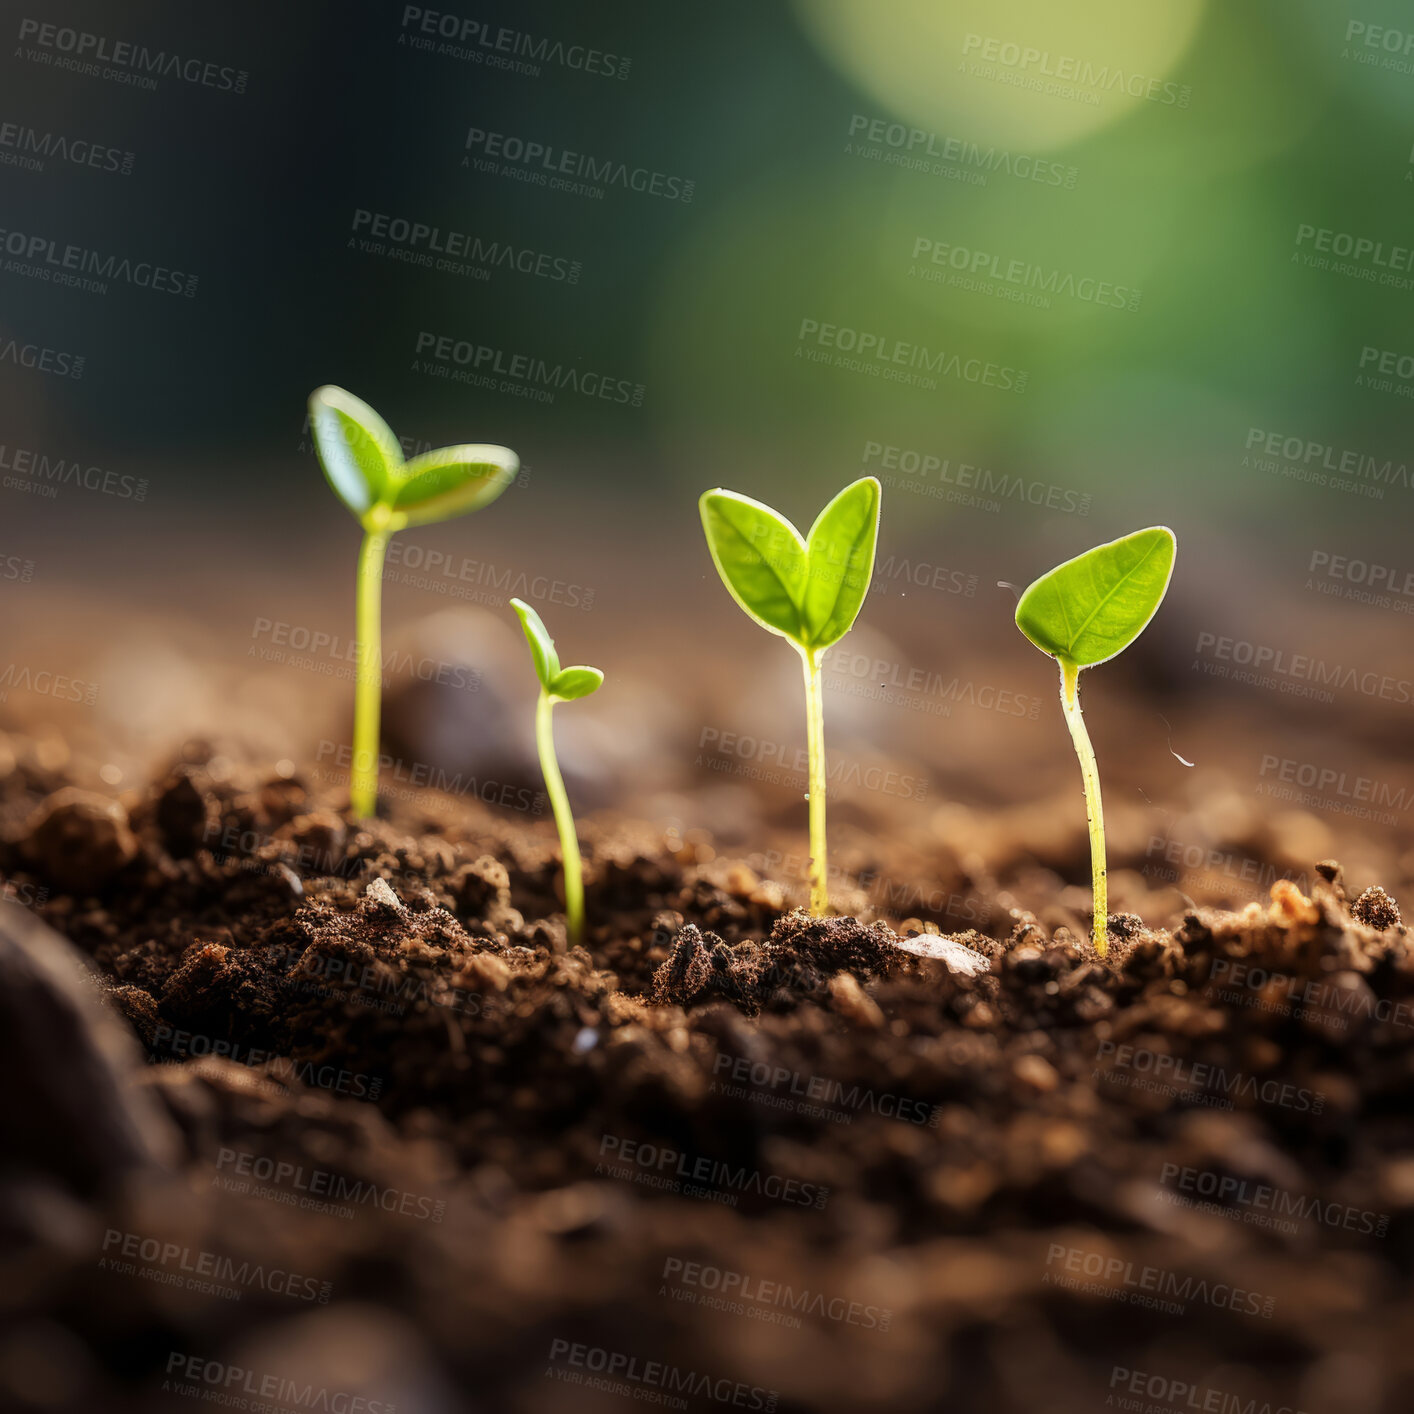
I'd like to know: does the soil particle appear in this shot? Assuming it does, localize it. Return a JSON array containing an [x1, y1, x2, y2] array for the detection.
[[0, 901, 178, 1193], [154, 768, 210, 858], [827, 971, 885, 1029], [451, 853, 524, 935], [1352, 884, 1401, 931], [24, 787, 138, 893], [651, 921, 715, 1006], [766, 909, 900, 979]]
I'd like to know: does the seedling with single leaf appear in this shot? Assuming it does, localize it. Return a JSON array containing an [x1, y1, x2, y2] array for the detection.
[[511, 597, 603, 948], [308, 385, 518, 819], [1014, 526, 1177, 956], [699, 477, 881, 915]]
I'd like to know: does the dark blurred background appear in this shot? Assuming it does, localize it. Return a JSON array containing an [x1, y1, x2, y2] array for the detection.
[[2, 0, 1412, 902]]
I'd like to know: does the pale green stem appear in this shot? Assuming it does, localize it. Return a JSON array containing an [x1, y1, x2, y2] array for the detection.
[[351, 526, 390, 820], [536, 689, 584, 947], [1058, 659, 1108, 955], [800, 645, 828, 915]]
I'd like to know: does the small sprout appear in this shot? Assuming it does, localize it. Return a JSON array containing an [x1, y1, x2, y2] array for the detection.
[[308, 385, 517, 819], [511, 597, 603, 948], [699, 477, 881, 915], [1015, 526, 1177, 955]]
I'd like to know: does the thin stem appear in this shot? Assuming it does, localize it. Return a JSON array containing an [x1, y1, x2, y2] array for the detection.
[[536, 689, 584, 947], [800, 645, 828, 915], [1058, 659, 1108, 955], [350, 526, 389, 819]]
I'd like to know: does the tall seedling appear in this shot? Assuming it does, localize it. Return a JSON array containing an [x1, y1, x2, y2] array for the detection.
[[699, 478, 881, 914], [1014, 526, 1177, 955], [309, 385, 517, 818]]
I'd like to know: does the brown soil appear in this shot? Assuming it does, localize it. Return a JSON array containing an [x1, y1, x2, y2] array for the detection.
[[3, 738, 1414, 1414]]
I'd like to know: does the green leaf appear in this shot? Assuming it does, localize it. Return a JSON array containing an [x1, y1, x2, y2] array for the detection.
[[391, 444, 518, 528], [801, 477, 880, 650], [1015, 526, 1177, 668], [700, 481, 881, 653], [550, 666, 604, 701], [511, 598, 559, 691], [699, 490, 809, 642], [308, 385, 402, 519]]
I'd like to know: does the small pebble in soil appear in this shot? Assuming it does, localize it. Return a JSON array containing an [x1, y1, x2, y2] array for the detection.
[[365, 877, 403, 911], [1352, 885, 1401, 931], [25, 788, 137, 894]]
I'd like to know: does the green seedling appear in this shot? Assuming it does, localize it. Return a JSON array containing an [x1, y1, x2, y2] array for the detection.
[[699, 477, 881, 915], [511, 597, 603, 948], [308, 385, 517, 819], [1015, 526, 1177, 956]]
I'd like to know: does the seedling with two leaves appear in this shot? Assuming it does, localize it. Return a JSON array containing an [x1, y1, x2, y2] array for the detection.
[[699, 477, 881, 915], [512, 598, 603, 948], [308, 385, 518, 818], [1015, 526, 1177, 956]]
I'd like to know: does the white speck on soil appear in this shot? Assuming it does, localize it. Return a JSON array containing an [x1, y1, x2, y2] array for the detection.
[[892, 933, 990, 976]]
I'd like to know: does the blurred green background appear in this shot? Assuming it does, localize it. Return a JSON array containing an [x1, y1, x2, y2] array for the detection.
[[1, 0, 1411, 876]]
